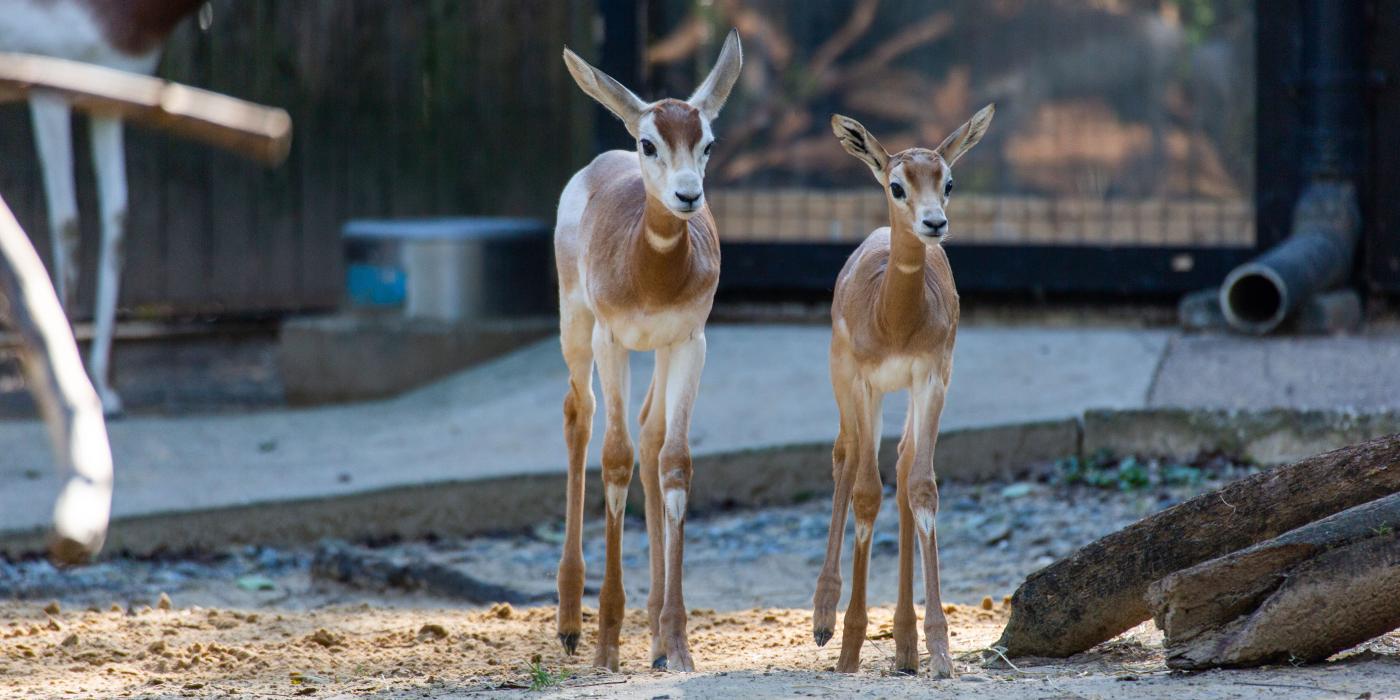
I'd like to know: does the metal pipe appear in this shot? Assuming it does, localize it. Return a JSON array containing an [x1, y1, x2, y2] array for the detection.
[[1220, 0, 1365, 334]]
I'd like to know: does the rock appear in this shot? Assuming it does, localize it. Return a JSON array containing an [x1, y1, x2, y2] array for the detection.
[[417, 623, 448, 641], [1000, 483, 1034, 499], [961, 674, 991, 682], [42, 601, 59, 616], [156, 592, 172, 610]]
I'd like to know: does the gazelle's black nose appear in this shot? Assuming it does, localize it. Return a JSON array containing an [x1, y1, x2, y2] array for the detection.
[[922, 218, 948, 233], [675, 191, 701, 205]]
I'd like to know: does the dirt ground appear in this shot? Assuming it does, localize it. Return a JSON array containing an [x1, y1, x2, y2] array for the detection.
[[1, 597, 1397, 699]]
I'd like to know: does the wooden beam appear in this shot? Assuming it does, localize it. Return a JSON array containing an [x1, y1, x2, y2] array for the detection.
[[0, 52, 291, 166]]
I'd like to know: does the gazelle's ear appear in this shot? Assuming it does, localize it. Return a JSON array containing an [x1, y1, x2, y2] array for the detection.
[[937, 103, 994, 166], [688, 29, 743, 121], [563, 47, 648, 137], [830, 114, 889, 182]]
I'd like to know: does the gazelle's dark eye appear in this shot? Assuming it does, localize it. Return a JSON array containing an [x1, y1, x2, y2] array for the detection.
[[944, 179, 954, 197], [890, 182, 906, 199], [703, 141, 714, 156], [641, 139, 657, 157]]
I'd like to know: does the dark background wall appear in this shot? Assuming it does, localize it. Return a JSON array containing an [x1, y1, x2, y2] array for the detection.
[[0, 0, 595, 318]]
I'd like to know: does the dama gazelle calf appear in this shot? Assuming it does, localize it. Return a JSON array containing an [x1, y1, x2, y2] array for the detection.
[[1, 0, 206, 415], [812, 105, 994, 678], [554, 31, 741, 672]]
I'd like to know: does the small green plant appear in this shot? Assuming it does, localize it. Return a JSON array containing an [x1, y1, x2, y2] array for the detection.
[[1054, 452, 1207, 492], [1374, 523, 1394, 537], [526, 658, 570, 691]]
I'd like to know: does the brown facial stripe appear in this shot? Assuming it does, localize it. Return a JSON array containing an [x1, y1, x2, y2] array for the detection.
[[650, 99, 703, 151], [888, 148, 945, 191]]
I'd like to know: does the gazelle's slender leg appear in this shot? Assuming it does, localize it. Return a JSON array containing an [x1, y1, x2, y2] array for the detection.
[[591, 324, 633, 671], [910, 374, 955, 678], [88, 116, 128, 417], [893, 401, 919, 673], [0, 195, 113, 564], [655, 332, 705, 672], [813, 351, 858, 646], [638, 349, 671, 666], [556, 302, 596, 655], [837, 382, 881, 673], [27, 94, 80, 311]]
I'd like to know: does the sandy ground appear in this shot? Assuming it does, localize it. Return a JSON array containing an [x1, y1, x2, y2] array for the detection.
[[1, 597, 1397, 699]]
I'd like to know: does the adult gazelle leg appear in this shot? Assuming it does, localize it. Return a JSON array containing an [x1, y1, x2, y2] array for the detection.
[[591, 324, 633, 671], [655, 331, 705, 671], [556, 303, 595, 655], [911, 375, 955, 678], [88, 116, 129, 416], [0, 194, 113, 564], [837, 382, 881, 673], [638, 349, 670, 667], [813, 352, 858, 647], [893, 400, 919, 673], [27, 94, 79, 311]]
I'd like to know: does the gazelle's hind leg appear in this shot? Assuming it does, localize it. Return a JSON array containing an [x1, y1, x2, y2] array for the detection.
[[28, 95, 80, 312], [556, 300, 595, 655], [591, 324, 633, 671], [654, 332, 705, 671], [637, 350, 670, 667], [836, 381, 881, 673], [910, 375, 955, 678], [813, 352, 858, 647], [892, 400, 919, 673], [0, 194, 113, 564], [88, 116, 128, 416]]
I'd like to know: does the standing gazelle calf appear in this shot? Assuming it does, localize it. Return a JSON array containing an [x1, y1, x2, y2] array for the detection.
[[812, 105, 994, 677], [554, 31, 741, 672]]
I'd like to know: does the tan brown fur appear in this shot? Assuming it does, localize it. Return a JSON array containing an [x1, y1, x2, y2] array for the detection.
[[814, 106, 992, 680], [554, 31, 740, 674]]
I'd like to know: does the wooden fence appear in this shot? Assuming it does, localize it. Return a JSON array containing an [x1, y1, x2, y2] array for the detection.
[[0, 0, 594, 317]]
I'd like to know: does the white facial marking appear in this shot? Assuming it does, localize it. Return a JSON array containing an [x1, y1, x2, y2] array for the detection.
[[606, 483, 628, 517], [635, 111, 714, 220]]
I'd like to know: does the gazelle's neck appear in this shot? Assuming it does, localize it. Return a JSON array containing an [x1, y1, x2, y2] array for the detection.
[[633, 192, 694, 301], [878, 215, 928, 337]]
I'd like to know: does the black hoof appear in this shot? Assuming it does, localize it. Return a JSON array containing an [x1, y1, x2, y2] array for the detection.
[[814, 628, 833, 647], [559, 632, 579, 655], [652, 656, 667, 670], [895, 667, 918, 676]]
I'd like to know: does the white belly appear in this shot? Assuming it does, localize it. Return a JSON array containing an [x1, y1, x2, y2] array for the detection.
[[0, 1, 161, 74], [603, 308, 705, 351], [864, 354, 925, 394]]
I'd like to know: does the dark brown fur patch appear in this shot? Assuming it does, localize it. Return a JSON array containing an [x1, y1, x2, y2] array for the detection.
[[650, 99, 703, 152], [888, 148, 945, 192], [59, 0, 204, 56]]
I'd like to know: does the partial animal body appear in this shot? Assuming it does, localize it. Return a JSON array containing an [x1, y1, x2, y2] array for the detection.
[[812, 106, 994, 678], [0, 0, 204, 415], [553, 31, 741, 673]]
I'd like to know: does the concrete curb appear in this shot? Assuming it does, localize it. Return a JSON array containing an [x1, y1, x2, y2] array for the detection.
[[3, 408, 1396, 556]]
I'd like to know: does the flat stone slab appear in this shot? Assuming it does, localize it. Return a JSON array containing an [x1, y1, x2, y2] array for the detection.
[[0, 324, 1167, 554]]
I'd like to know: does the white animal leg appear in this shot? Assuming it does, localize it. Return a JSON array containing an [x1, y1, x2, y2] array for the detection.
[[27, 94, 79, 310], [654, 331, 705, 672], [0, 193, 113, 564], [88, 115, 128, 416]]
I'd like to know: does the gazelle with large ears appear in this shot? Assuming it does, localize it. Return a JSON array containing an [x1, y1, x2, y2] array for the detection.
[[812, 105, 994, 678], [554, 30, 741, 672]]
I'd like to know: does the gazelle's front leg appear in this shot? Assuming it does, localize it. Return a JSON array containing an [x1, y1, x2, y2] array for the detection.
[[591, 325, 633, 671], [655, 331, 705, 671], [88, 116, 129, 417], [893, 403, 919, 674], [27, 94, 80, 311], [637, 350, 671, 667], [910, 375, 955, 678], [0, 194, 113, 564]]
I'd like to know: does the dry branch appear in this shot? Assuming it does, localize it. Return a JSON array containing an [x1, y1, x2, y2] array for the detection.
[[1158, 533, 1400, 669], [0, 52, 291, 165], [993, 434, 1400, 658]]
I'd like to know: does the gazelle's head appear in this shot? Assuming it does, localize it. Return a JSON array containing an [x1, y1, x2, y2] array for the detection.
[[563, 30, 743, 220], [831, 105, 994, 245]]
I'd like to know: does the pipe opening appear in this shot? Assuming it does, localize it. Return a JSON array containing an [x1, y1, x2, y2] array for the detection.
[[1223, 269, 1286, 331]]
